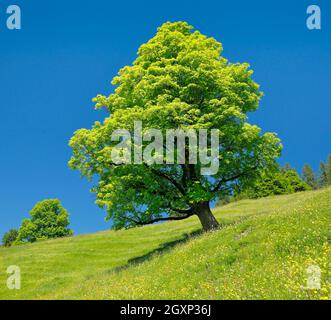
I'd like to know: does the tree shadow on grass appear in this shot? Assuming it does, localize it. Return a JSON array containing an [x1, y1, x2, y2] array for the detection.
[[103, 217, 247, 276], [108, 229, 203, 275]]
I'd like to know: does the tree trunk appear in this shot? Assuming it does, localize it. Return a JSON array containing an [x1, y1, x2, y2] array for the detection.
[[194, 201, 220, 232]]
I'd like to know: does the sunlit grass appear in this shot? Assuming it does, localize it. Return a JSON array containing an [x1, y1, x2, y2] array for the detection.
[[0, 188, 330, 299]]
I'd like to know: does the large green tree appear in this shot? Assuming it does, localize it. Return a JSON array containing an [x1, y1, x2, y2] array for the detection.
[[16, 199, 73, 243], [69, 22, 281, 232]]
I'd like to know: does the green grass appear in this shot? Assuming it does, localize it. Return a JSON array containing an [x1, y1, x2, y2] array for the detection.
[[1, 188, 330, 300]]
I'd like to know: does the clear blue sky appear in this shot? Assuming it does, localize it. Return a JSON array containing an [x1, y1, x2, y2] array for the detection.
[[0, 0, 330, 239]]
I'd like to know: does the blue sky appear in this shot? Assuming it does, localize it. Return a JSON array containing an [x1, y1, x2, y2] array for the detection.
[[0, 0, 330, 239]]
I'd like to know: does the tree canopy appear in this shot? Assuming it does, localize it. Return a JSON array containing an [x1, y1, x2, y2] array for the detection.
[[16, 199, 73, 243], [69, 21, 282, 231]]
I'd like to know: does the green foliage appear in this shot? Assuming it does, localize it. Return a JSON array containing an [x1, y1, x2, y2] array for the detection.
[[237, 166, 310, 199], [327, 155, 331, 185], [69, 21, 281, 229], [319, 161, 328, 188], [282, 169, 311, 192], [15, 199, 73, 244], [2, 229, 18, 247], [281, 162, 292, 172], [302, 164, 318, 190], [317, 155, 331, 188]]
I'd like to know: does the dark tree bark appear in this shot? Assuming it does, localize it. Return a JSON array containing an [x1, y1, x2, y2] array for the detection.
[[194, 201, 220, 232]]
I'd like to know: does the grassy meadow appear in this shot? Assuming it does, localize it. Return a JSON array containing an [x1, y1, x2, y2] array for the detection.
[[0, 188, 330, 300]]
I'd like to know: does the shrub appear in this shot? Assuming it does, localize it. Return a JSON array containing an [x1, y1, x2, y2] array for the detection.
[[236, 167, 310, 200], [2, 229, 18, 247]]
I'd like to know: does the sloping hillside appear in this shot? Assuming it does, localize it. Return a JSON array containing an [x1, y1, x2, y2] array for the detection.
[[0, 188, 330, 300]]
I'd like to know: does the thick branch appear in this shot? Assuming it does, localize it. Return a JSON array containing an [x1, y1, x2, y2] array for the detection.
[[212, 165, 258, 193], [132, 212, 195, 226], [144, 163, 186, 196], [170, 207, 193, 214], [127, 173, 191, 208]]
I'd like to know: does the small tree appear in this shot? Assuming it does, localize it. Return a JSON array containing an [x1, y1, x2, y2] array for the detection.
[[327, 155, 331, 186], [16, 199, 73, 243], [2, 229, 18, 247], [302, 164, 318, 190], [319, 161, 328, 188], [281, 162, 292, 173], [69, 22, 281, 232]]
